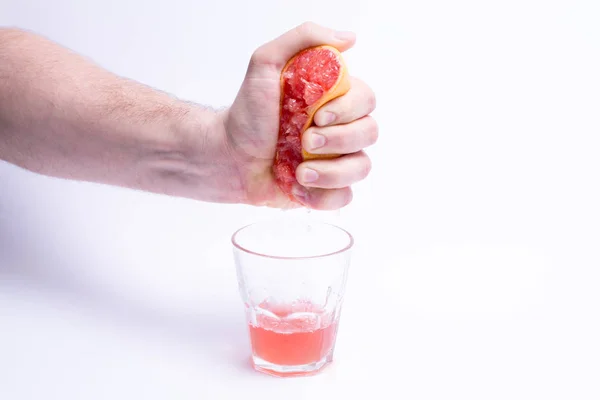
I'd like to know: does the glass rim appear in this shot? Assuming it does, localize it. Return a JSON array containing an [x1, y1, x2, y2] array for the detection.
[[231, 220, 354, 260]]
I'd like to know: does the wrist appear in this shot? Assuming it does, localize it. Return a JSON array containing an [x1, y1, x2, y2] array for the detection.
[[143, 102, 246, 204]]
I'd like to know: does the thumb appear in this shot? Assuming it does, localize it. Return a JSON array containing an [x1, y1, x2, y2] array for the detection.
[[249, 22, 356, 71]]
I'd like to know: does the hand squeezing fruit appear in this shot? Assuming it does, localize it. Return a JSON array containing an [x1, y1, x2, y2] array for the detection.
[[272, 45, 351, 203]]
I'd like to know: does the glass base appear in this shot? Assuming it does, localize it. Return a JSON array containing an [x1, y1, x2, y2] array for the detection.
[[251, 353, 333, 377]]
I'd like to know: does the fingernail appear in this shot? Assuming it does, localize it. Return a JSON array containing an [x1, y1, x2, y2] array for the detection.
[[335, 30, 355, 41], [292, 186, 310, 204], [317, 112, 336, 126], [300, 168, 319, 183], [308, 133, 326, 150]]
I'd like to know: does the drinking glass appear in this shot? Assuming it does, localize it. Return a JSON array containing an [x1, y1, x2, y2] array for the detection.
[[232, 217, 353, 377]]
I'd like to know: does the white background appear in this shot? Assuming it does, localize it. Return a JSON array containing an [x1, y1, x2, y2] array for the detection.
[[1, 0, 599, 398]]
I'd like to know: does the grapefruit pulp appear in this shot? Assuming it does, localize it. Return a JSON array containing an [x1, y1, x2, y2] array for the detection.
[[272, 45, 351, 202]]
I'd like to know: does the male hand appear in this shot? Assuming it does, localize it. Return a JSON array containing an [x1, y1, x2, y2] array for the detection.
[[224, 22, 378, 210]]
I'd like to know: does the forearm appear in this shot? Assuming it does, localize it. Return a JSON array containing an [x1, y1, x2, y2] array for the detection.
[[0, 28, 242, 202]]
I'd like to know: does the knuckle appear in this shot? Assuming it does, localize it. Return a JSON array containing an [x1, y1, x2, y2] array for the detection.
[[367, 117, 379, 144], [328, 126, 353, 151], [249, 47, 269, 68], [349, 76, 363, 86], [367, 89, 377, 113], [361, 156, 373, 179], [296, 21, 317, 38], [331, 187, 353, 209], [352, 77, 377, 114], [347, 130, 363, 151], [304, 126, 318, 137], [343, 187, 354, 206], [302, 127, 323, 149]]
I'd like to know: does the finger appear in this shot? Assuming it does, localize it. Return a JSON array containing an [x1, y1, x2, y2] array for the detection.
[[249, 21, 356, 71], [302, 115, 378, 155], [292, 185, 353, 210], [296, 151, 372, 189], [313, 77, 376, 127]]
